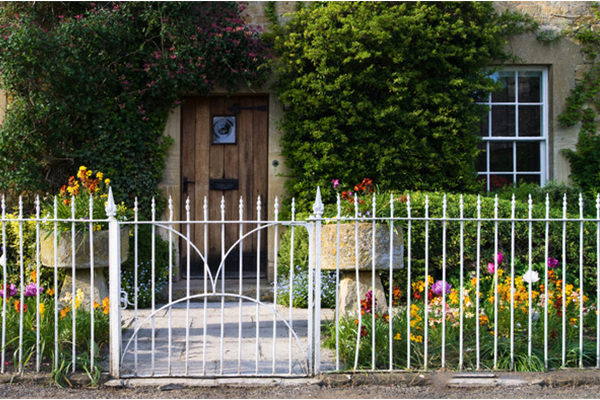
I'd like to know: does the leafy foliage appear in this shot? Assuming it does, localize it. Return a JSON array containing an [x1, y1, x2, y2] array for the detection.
[[0, 2, 270, 214], [271, 2, 535, 209], [559, 4, 600, 201]]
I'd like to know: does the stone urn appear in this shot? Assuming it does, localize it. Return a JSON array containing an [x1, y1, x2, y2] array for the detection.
[[40, 227, 129, 307], [320, 223, 403, 314]]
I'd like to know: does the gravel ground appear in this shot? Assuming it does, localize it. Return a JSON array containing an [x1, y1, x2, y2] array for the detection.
[[2, 381, 600, 399], [2, 372, 600, 399]]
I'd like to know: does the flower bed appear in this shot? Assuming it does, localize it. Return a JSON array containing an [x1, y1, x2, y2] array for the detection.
[[324, 254, 596, 371]]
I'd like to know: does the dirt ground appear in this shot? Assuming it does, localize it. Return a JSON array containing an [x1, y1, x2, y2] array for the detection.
[[3, 372, 600, 399], [2, 381, 600, 399]]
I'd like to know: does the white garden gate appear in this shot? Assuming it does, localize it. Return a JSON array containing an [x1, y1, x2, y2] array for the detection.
[[109, 192, 330, 378]]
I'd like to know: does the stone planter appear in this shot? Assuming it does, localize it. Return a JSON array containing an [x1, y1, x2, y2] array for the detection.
[[320, 223, 403, 314], [40, 227, 129, 307]]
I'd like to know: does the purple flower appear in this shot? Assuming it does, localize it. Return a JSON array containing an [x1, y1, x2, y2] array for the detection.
[[548, 257, 559, 269], [0, 283, 17, 299], [432, 280, 451, 296], [332, 179, 339, 190], [23, 283, 43, 297]]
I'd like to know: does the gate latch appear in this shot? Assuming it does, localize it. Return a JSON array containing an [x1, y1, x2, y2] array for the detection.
[[120, 290, 133, 310]]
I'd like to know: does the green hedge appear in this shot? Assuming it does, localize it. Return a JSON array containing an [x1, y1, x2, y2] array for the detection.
[[276, 190, 600, 305]]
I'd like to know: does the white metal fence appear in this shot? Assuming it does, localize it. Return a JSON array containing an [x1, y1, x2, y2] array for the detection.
[[1, 188, 600, 378]]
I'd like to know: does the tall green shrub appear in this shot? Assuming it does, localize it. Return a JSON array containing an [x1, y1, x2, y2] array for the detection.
[[271, 2, 534, 209], [0, 2, 270, 213]]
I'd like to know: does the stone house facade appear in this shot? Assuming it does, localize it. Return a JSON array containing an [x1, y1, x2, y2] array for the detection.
[[0, 2, 594, 282], [154, 1, 597, 280]]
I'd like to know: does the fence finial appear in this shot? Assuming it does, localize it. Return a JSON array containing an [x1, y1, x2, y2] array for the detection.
[[105, 187, 117, 218], [313, 186, 324, 217]]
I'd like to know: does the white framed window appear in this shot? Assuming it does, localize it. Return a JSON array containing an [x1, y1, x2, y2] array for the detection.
[[476, 67, 548, 191]]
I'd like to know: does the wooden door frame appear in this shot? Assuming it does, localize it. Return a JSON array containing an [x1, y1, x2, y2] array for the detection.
[[180, 95, 269, 279]]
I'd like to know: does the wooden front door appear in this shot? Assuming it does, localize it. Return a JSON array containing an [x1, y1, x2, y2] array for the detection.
[[181, 96, 268, 278]]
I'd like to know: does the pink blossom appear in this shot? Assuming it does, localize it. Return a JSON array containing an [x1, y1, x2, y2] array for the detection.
[[432, 280, 451, 296], [487, 262, 496, 274], [495, 252, 503, 264]]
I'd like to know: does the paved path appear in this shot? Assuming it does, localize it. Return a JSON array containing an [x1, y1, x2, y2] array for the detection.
[[120, 300, 335, 378]]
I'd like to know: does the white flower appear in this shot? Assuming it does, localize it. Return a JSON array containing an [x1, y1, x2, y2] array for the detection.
[[0, 253, 5, 268], [522, 269, 540, 284]]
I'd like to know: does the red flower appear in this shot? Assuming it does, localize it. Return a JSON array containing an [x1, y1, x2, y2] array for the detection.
[[14, 300, 27, 313]]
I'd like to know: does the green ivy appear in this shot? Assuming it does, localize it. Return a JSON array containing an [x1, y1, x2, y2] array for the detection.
[[0, 2, 270, 215], [271, 2, 535, 210], [559, 4, 600, 201]]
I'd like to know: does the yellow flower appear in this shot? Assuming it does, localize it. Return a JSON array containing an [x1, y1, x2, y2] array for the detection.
[[86, 169, 92, 177], [394, 333, 401, 341], [96, 172, 104, 180], [94, 224, 102, 231], [410, 304, 420, 317], [410, 333, 423, 343], [47, 288, 55, 297], [104, 178, 110, 185], [39, 303, 45, 315], [75, 288, 85, 310], [565, 284, 574, 296], [449, 289, 459, 305]]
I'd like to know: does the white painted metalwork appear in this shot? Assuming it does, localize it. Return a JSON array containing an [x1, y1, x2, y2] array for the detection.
[[3, 188, 600, 378]]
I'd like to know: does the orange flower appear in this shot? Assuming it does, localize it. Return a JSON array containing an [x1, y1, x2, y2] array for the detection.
[[60, 307, 70, 319], [93, 301, 100, 309], [14, 300, 27, 313], [46, 288, 55, 297], [102, 297, 109, 314]]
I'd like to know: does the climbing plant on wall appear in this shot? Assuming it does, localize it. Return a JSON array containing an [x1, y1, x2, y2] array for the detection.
[[0, 2, 270, 212], [558, 4, 600, 201], [270, 2, 535, 209]]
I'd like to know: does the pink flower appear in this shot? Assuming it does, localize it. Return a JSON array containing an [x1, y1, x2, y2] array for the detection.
[[332, 179, 339, 190], [487, 263, 496, 274], [432, 280, 451, 296], [24, 283, 43, 297], [495, 253, 503, 264]]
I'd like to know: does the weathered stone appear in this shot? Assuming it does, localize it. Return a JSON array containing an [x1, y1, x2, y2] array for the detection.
[[337, 270, 388, 315], [40, 227, 129, 269], [320, 223, 403, 272]]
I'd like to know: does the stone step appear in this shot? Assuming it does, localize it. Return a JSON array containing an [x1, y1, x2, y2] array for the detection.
[[161, 279, 274, 303]]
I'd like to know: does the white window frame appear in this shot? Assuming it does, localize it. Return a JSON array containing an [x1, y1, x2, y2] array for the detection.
[[477, 67, 549, 191]]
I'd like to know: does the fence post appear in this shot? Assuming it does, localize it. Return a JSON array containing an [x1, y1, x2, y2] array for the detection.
[[312, 187, 324, 375], [106, 188, 121, 378]]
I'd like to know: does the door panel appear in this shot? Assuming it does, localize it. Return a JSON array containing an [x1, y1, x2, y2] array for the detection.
[[181, 96, 268, 278]]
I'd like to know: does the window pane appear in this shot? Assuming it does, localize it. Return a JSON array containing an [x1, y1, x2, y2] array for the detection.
[[490, 142, 513, 172], [492, 71, 515, 102], [518, 71, 542, 102], [516, 142, 541, 172], [491, 106, 516, 137], [489, 174, 514, 189], [518, 106, 541, 137], [475, 142, 487, 171]]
